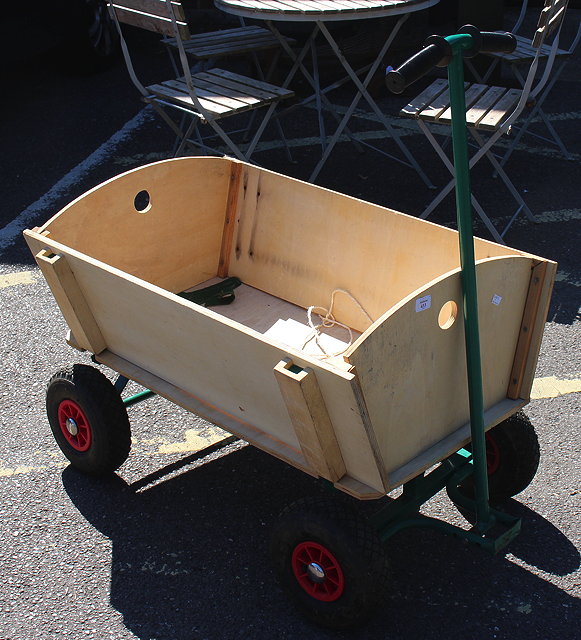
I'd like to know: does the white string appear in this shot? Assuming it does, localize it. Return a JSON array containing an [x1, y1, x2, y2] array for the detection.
[[301, 289, 373, 359]]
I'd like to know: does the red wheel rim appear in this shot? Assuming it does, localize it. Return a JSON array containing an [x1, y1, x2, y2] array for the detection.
[[291, 541, 345, 602], [57, 400, 92, 452], [485, 433, 501, 475]]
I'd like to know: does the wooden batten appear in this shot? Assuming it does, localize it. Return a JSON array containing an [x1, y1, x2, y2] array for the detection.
[[274, 358, 346, 482], [508, 261, 548, 399], [218, 160, 243, 278], [509, 259, 557, 400], [35, 250, 106, 354]]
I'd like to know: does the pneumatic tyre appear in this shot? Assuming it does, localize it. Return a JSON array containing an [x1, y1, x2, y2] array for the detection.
[[270, 495, 389, 630], [456, 411, 540, 506], [46, 364, 131, 475]]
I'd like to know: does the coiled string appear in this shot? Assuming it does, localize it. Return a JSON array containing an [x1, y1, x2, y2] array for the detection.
[[302, 289, 373, 359]]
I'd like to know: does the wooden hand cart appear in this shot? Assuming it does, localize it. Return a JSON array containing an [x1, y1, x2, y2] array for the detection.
[[25, 28, 556, 630]]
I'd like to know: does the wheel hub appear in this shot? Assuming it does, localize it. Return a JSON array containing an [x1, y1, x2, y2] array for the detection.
[[291, 541, 345, 601], [65, 418, 79, 437], [306, 562, 326, 583], [57, 399, 92, 452]]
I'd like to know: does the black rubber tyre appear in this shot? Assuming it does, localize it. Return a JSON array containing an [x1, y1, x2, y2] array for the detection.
[[270, 495, 389, 630], [46, 364, 131, 475], [458, 411, 540, 504]]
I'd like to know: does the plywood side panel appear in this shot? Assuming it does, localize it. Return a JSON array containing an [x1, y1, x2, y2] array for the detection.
[[35, 236, 385, 494], [346, 256, 534, 477], [228, 164, 523, 333], [35, 157, 232, 293]]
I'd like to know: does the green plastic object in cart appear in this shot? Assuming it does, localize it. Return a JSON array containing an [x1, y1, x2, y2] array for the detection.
[[387, 25, 518, 533]]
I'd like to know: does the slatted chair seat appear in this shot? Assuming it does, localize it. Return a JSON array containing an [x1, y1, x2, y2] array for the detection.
[[500, 32, 572, 62], [397, 0, 574, 244], [164, 25, 290, 61], [109, 0, 294, 161], [146, 69, 294, 119], [401, 78, 522, 132]]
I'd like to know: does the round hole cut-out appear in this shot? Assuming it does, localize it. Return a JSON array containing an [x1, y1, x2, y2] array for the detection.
[[134, 190, 151, 213], [438, 300, 458, 330]]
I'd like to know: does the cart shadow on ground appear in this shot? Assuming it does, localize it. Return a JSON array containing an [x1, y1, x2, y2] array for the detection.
[[62, 442, 581, 640]]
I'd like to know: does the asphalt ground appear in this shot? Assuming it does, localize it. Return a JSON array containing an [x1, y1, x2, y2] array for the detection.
[[0, 8, 579, 640]]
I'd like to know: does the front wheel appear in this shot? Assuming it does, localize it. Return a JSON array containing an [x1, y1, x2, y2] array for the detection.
[[46, 364, 131, 475], [270, 495, 389, 630]]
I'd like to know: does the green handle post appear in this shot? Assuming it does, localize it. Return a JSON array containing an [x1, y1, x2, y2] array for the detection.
[[445, 34, 491, 531]]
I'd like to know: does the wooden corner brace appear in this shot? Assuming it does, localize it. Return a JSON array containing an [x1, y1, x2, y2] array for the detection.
[[508, 260, 550, 400], [35, 250, 106, 354], [274, 358, 346, 482]]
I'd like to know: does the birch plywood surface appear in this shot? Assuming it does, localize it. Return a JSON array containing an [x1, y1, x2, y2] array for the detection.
[[25, 234, 385, 496], [35, 157, 232, 293], [346, 256, 535, 479], [228, 164, 522, 333]]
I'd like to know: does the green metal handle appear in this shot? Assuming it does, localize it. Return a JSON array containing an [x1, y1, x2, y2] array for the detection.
[[444, 32, 490, 531]]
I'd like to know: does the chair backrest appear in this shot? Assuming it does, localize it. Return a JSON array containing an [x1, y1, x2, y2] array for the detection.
[[532, 0, 569, 49], [109, 0, 191, 40], [502, 0, 570, 126], [108, 0, 212, 120]]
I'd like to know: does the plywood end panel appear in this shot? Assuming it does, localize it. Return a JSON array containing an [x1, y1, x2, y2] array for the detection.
[[347, 256, 536, 480]]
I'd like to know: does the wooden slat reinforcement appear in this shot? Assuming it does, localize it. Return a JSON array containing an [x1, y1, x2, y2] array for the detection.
[[35, 251, 106, 354], [274, 358, 346, 482], [508, 261, 549, 400]]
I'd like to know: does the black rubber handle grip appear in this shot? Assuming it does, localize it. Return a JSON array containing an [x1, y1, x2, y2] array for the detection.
[[457, 25, 517, 57], [386, 40, 450, 94], [478, 30, 517, 54]]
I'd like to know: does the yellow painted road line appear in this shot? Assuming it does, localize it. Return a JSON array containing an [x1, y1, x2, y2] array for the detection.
[[530, 376, 581, 400], [156, 427, 229, 455], [0, 271, 36, 289]]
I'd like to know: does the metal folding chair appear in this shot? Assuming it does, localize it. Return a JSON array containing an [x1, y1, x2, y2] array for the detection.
[[162, 12, 294, 79], [109, 0, 294, 161], [398, 0, 572, 243], [468, 0, 581, 165]]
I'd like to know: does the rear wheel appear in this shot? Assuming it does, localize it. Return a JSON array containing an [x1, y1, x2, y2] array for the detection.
[[46, 364, 131, 474], [270, 495, 389, 630], [456, 411, 540, 505]]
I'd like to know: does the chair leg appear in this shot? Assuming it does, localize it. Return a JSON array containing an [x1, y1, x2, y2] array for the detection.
[[470, 129, 536, 223], [274, 23, 365, 155], [470, 195, 505, 244], [417, 120, 536, 241], [245, 102, 281, 159], [498, 60, 573, 166], [309, 19, 434, 187]]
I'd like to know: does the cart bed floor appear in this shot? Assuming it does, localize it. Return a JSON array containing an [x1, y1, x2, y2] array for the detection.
[[186, 278, 360, 359]]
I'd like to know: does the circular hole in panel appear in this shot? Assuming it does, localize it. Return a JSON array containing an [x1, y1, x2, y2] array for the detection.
[[438, 300, 458, 330], [134, 190, 151, 213]]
